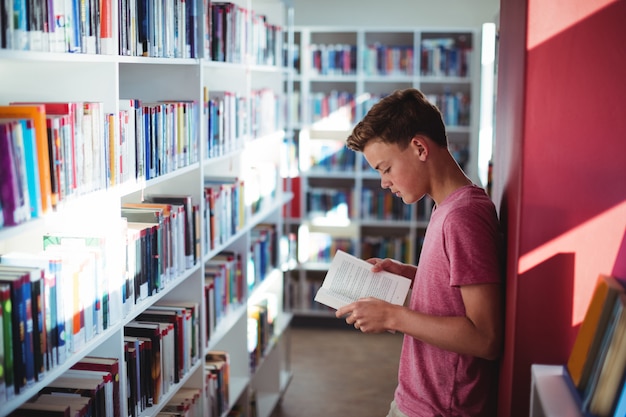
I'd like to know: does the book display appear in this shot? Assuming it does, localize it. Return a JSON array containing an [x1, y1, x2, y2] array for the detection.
[[284, 27, 481, 316], [0, 1, 294, 416], [530, 275, 626, 417]]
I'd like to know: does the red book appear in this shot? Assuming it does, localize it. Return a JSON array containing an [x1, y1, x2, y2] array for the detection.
[[71, 356, 121, 417]]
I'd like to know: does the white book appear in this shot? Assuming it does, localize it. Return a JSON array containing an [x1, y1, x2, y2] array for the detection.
[[314, 249, 411, 310]]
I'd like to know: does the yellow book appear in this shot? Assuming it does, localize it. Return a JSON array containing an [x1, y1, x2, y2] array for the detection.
[[566, 274, 625, 390]]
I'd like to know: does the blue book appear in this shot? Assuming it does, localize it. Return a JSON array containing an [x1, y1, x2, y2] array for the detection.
[[19, 119, 43, 219], [0, 267, 34, 393]]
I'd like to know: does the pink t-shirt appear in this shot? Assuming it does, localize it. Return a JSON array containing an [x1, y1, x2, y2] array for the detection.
[[395, 185, 502, 417]]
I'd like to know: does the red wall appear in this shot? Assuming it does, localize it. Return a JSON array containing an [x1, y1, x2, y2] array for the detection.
[[493, 0, 626, 415]]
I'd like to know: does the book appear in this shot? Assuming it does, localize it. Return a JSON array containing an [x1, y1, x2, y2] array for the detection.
[[1, 104, 53, 213], [0, 267, 36, 393], [567, 274, 626, 391], [587, 293, 626, 416], [145, 194, 196, 269], [71, 356, 120, 417], [0, 119, 30, 227], [124, 321, 163, 406], [313, 249, 411, 310]]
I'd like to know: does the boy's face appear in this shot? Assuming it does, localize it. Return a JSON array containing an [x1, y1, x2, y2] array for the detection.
[[363, 138, 428, 204]]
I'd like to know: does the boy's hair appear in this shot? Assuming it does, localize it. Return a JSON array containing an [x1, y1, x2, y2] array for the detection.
[[346, 88, 448, 151]]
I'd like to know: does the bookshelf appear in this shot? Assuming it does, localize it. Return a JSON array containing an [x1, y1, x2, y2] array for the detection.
[[284, 26, 482, 317], [530, 365, 584, 417], [0, 1, 294, 417]]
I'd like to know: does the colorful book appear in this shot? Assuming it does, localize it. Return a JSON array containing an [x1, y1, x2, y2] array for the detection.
[[145, 194, 196, 269], [0, 120, 29, 227], [1, 104, 53, 213], [567, 274, 626, 391], [587, 293, 626, 416], [0, 281, 15, 400], [0, 267, 34, 393]]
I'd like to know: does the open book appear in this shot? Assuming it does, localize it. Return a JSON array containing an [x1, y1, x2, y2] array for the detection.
[[314, 250, 412, 310]]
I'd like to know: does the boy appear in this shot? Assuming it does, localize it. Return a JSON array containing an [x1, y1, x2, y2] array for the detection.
[[337, 88, 503, 416]]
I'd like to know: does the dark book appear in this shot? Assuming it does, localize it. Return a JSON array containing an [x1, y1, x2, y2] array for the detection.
[[0, 281, 14, 400], [124, 321, 163, 406], [136, 307, 185, 383], [145, 194, 196, 269], [0, 120, 29, 227], [0, 267, 35, 393], [39, 373, 107, 417], [124, 338, 140, 417], [71, 356, 121, 417]]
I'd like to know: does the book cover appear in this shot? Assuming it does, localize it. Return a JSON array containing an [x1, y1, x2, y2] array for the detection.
[[17, 118, 43, 219], [0, 120, 28, 227], [314, 249, 412, 310], [567, 274, 625, 390], [587, 293, 626, 416], [1, 104, 53, 213]]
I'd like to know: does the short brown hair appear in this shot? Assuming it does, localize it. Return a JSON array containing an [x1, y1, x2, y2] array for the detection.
[[346, 88, 448, 152]]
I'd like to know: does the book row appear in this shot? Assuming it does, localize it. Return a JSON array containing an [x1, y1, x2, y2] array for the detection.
[[424, 92, 471, 127], [205, 88, 287, 160], [566, 274, 626, 417], [420, 37, 472, 78], [306, 187, 354, 221], [204, 235, 278, 345], [300, 89, 471, 129], [1, 0, 287, 65], [361, 188, 413, 222], [0, 101, 200, 229], [307, 143, 356, 174], [302, 39, 472, 78], [0, 221, 280, 405], [209, 1, 285, 66], [307, 91, 356, 127], [362, 43, 415, 76], [5, 350, 222, 417]]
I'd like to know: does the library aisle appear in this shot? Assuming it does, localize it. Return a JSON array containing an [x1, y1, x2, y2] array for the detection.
[[272, 326, 403, 417]]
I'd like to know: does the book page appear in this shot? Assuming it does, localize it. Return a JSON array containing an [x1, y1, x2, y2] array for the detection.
[[314, 250, 411, 310]]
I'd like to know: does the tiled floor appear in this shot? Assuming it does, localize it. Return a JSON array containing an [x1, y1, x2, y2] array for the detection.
[[271, 325, 404, 417]]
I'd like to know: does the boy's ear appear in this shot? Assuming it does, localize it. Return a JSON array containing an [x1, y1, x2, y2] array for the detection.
[[411, 135, 429, 160]]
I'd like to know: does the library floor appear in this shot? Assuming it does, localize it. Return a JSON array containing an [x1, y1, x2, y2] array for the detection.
[[271, 325, 404, 417]]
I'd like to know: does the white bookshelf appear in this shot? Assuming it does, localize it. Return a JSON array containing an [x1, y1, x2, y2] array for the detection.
[[285, 26, 483, 317], [0, 1, 294, 416]]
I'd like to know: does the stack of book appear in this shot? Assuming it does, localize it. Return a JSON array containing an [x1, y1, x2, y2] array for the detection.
[[566, 274, 626, 416]]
